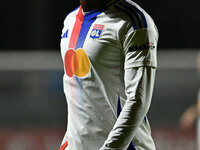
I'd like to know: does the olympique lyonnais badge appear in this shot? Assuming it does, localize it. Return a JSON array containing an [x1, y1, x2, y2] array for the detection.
[[90, 24, 104, 39]]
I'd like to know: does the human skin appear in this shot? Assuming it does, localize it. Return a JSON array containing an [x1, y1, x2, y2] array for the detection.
[[79, 0, 110, 12], [180, 53, 200, 130]]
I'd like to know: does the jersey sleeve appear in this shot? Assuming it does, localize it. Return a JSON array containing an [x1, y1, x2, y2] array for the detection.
[[122, 23, 158, 69], [100, 67, 156, 150], [99, 18, 158, 150]]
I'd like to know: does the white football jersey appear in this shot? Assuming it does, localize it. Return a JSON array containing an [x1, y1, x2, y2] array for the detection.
[[60, 0, 158, 150]]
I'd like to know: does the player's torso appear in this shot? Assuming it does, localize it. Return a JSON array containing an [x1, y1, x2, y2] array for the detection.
[[60, 6, 127, 150], [61, 6, 124, 80], [60, 6, 127, 110], [60, 1, 157, 149]]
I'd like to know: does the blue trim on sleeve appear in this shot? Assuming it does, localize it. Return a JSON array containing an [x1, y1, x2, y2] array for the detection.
[[127, 142, 137, 150], [117, 95, 122, 117], [114, 6, 137, 30], [122, 1, 148, 28], [117, 95, 136, 150], [119, 2, 142, 28], [133, 6, 148, 28]]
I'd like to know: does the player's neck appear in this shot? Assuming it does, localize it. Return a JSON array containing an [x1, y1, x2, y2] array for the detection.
[[79, 0, 110, 12]]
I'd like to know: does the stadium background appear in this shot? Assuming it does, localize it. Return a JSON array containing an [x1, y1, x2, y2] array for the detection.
[[0, 0, 200, 149]]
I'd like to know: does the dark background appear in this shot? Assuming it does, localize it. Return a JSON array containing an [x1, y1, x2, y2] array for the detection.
[[0, 0, 199, 128], [1, 0, 200, 50], [0, 1, 199, 149]]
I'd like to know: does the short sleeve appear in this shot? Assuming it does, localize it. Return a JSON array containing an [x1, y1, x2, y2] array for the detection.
[[123, 26, 158, 69]]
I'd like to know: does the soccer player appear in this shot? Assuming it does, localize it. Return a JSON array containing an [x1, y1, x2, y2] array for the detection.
[[60, 0, 158, 149]]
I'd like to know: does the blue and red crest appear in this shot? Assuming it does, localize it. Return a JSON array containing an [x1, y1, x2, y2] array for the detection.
[[90, 24, 104, 39]]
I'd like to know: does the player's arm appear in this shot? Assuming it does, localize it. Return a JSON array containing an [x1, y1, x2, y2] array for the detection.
[[101, 66, 156, 150], [100, 23, 158, 150], [180, 91, 200, 130]]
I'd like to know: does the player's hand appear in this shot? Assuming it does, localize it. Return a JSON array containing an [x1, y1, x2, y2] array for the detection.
[[180, 105, 197, 130]]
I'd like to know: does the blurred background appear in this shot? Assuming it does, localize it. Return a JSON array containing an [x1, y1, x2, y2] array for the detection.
[[0, 0, 200, 150]]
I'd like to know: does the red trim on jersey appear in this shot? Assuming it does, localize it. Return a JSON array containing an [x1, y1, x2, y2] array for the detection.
[[60, 141, 68, 150], [68, 6, 84, 49]]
